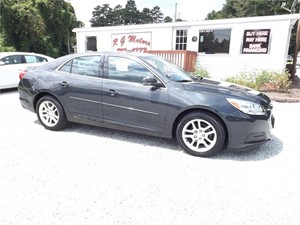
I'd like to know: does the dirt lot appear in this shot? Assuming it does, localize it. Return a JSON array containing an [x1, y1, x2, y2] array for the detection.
[[0, 89, 300, 225]]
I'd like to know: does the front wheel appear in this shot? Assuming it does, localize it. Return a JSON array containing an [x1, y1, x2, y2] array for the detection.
[[176, 112, 226, 157], [36, 96, 68, 131]]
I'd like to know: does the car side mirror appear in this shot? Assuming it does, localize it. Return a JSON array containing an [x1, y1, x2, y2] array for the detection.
[[0, 61, 5, 66], [142, 76, 164, 87]]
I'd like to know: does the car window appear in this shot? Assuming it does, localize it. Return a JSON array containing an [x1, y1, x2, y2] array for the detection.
[[36, 56, 48, 62], [59, 60, 72, 73], [24, 55, 38, 63], [59, 56, 102, 77], [0, 55, 23, 65], [108, 56, 155, 83], [140, 55, 193, 82]]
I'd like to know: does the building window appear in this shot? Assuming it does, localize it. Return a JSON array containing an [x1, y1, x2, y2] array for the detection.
[[175, 30, 187, 50], [86, 36, 97, 51], [198, 29, 231, 54]]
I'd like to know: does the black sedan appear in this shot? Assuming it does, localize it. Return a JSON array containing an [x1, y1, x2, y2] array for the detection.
[[18, 52, 274, 157]]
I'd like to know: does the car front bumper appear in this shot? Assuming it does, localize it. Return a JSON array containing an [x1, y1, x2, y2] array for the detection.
[[225, 112, 274, 152]]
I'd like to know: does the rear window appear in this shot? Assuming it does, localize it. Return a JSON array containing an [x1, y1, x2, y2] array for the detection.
[[24, 55, 38, 63], [24, 55, 48, 63]]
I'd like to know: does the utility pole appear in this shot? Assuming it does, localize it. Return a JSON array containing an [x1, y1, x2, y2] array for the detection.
[[290, 0, 300, 79], [174, 2, 177, 22]]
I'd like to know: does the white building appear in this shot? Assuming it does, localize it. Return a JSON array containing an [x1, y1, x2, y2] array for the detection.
[[73, 14, 299, 79]]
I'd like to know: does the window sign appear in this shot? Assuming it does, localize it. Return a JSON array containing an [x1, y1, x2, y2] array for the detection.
[[242, 29, 270, 54]]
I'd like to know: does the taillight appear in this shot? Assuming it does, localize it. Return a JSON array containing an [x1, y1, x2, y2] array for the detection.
[[19, 70, 27, 80]]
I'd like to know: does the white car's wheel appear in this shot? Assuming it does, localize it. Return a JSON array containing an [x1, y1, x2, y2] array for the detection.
[[36, 96, 67, 131], [176, 112, 226, 157]]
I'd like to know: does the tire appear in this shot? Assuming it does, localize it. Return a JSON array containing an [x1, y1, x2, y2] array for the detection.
[[36, 96, 68, 131], [176, 112, 226, 157]]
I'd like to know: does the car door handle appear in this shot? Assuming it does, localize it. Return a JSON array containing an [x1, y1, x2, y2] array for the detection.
[[59, 81, 69, 87], [108, 89, 118, 97]]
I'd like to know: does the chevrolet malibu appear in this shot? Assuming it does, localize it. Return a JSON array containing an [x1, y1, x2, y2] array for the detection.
[[18, 52, 274, 157]]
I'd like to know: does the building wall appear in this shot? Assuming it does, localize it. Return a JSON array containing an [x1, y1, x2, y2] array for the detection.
[[194, 18, 294, 79], [75, 25, 174, 53], [73, 14, 299, 80]]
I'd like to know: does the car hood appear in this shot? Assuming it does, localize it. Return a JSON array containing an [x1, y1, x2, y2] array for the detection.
[[183, 78, 271, 105]]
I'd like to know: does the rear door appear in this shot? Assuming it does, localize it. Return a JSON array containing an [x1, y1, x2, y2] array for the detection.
[[52, 55, 104, 121], [0, 55, 24, 88], [102, 55, 169, 134]]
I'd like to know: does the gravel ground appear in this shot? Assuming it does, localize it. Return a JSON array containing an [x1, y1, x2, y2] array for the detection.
[[0, 89, 300, 225]]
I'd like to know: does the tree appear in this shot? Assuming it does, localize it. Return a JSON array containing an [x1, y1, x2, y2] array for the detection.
[[36, 0, 81, 56], [123, 0, 140, 24], [0, 0, 45, 52], [0, 0, 81, 57], [112, 5, 125, 25], [90, 4, 114, 27], [0, 32, 16, 51], [206, 0, 299, 20], [150, 6, 164, 23], [164, 16, 173, 23], [89, 0, 172, 27], [206, 10, 224, 20], [140, 8, 153, 24]]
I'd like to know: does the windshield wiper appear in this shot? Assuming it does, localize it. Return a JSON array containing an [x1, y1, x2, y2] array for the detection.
[[175, 79, 193, 83]]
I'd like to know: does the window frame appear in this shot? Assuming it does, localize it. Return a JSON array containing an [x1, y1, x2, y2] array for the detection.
[[175, 29, 188, 51], [198, 29, 231, 54], [58, 55, 103, 78], [0, 55, 24, 65], [106, 56, 157, 84], [86, 36, 97, 52]]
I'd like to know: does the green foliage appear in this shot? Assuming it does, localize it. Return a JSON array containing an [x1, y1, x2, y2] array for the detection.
[[164, 16, 173, 23], [272, 71, 293, 92], [0, 0, 45, 51], [150, 6, 164, 23], [225, 70, 292, 92], [0, 0, 81, 57], [192, 66, 210, 78], [206, 0, 297, 20], [90, 0, 168, 27], [0, 33, 16, 51]]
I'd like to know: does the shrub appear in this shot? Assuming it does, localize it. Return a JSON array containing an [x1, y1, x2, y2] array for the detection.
[[225, 70, 291, 92], [192, 66, 210, 78], [225, 72, 257, 89], [271, 71, 292, 92]]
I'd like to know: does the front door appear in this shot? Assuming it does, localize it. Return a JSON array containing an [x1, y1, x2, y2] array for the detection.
[[102, 56, 169, 134]]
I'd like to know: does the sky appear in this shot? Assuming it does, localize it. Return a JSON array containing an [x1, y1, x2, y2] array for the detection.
[[68, 0, 226, 27]]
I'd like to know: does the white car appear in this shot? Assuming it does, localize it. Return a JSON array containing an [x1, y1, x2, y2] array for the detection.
[[0, 52, 53, 89]]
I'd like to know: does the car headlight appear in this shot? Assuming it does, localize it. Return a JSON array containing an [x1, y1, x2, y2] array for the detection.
[[226, 98, 265, 115]]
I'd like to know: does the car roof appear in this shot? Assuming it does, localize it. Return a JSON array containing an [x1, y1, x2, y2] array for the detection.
[[0, 52, 53, 59], [36, 51, 159, 70]]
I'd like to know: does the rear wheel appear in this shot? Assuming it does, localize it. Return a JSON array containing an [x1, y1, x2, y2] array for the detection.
[[176, 112, 226, 157], [36, 96, 68, 131]]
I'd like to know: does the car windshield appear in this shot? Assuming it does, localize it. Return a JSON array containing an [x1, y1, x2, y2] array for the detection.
[[139, 55, 194, 82]]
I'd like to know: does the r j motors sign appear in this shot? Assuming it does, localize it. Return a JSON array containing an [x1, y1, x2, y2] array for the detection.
[[112, 32, 152, 52], [242, 29, 270, 54]]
